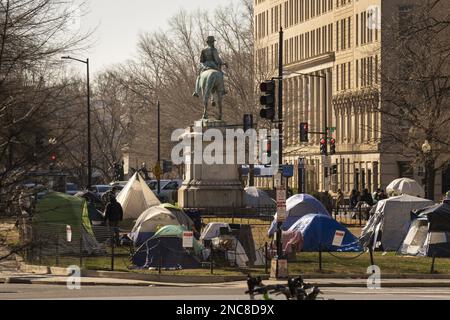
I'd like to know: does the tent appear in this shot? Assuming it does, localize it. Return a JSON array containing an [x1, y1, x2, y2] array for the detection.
[[288, 214, 362, 252], [387, 178, 425, 198], [244, 187, 276, 208], [268, 194, 330, 236], [400, 203, 450, 257], [33, 192, 103, 254], [129, 204, 194, 245], [200, 222, 254, 267], [132, 225, 203, 269], [360, 195, 434, 251], [116, 173, 160, 219]]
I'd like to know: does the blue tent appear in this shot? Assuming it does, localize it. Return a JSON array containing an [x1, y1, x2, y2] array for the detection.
[[290, 214, 362, 252], [268, 194, 330, 236]]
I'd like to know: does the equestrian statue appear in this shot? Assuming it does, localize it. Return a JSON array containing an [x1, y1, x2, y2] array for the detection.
[[193, 36, 228, 120]]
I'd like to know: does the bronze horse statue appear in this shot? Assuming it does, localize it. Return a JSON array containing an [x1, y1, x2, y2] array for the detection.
[[197, 68, 226, 120]]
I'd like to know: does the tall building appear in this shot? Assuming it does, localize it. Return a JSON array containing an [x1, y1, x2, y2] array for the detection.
[[254, 0, 450, 199]]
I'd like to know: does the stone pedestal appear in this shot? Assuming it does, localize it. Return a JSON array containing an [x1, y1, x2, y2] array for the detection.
[[178, 119, 244, 209]]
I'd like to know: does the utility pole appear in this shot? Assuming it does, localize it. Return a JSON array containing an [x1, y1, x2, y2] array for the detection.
[[276, 27, 285, 277], [61, 56, 92, 189], [157, 100, 161, 195], [86, 58, 92, 189]]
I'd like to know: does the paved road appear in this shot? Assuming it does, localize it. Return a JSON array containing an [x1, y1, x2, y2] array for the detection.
[[1, 284, 450, 300]]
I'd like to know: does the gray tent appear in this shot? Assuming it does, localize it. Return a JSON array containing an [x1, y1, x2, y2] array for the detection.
[[360, 195, 434, 251], [400, 203, 450, 257]]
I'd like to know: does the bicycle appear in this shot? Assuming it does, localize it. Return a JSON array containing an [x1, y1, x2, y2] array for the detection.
[[245, 275, 323, 301]]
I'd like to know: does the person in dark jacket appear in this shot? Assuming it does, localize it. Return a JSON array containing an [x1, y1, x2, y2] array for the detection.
[[349, 190, 358, 209], [359, 189, 374, 206], [104, 196, 123, 245]]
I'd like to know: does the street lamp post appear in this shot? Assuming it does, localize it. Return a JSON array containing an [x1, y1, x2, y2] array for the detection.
[[422, 140, 432, 200], [62, 56, 92, 189]]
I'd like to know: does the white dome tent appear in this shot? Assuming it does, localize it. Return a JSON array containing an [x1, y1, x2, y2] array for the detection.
[[386, 178, 425, 198]]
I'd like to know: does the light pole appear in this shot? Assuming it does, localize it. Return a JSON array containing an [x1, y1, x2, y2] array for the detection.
[[61, 56, 92, 189], [422, 140, 432, 200]]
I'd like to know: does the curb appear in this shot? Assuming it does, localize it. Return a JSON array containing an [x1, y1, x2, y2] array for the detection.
[[17, 263, 265, 284]]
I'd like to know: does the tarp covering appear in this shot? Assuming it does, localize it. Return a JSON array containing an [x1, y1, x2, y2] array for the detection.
[[33, 192, 103, 254], [387, 178, 425, 198], [288, 214, 362, 252], [244, 187, 276, 208], [268, 194, 330, 236], [116, 173, 160, 219], [360, 195, 434, 251], [400, 204, 450, 257], [132, 225, 203, 269]]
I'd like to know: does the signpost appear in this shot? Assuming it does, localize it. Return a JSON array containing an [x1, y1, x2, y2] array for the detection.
[[332, 230, 346, 247], [182, 231, 194, 248], [276, 187, 287, 222]]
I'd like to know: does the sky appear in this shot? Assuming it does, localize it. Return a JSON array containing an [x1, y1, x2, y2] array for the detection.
[[79, 0, 236, 74]]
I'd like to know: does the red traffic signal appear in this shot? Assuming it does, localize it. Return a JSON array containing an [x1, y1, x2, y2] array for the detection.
[[320, 138, 326, 145], [260, 81, 275, 92], [51, 154, 57, 161]]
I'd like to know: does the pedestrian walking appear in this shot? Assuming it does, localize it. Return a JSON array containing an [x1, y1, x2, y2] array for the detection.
[[104, 196, 123, 246], [336, 189, 345, 216]]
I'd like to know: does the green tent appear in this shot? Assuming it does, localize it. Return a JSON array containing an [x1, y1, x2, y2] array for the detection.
[[152, 225, 204, 254], [34, 192, 103, 254]]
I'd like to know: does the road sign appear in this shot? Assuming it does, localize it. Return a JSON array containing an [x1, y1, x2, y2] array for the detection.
[[182, 231, 194, 248], [276, 187, 287, 222], [332, 230, 346, 247], [274, 172, 282, 189], [282, 165, 294, 178], [153, 163, 162, 179]]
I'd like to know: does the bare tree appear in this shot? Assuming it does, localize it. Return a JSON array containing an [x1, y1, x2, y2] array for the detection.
[[377, 0, 450, 199], [0, 0, 91, 211]]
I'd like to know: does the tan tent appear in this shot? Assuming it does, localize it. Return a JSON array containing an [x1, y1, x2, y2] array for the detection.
[[116, 173, 161, 219]]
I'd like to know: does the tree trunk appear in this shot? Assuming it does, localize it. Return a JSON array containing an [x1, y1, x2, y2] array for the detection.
[[425, 160, 436, 201]]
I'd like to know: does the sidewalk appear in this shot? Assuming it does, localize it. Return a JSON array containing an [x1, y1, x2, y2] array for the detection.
[[3, 271, 450, 288]]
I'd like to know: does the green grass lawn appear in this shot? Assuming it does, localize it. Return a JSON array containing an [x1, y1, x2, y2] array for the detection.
[[32, 250, 450, 277], [286, 252, 450, 275]]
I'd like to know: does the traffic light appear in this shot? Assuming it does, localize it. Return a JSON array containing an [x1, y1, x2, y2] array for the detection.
[[243, 114, 254, 132], [332, 165, 338, 175], [262, 138, 272, 166], [259, 80, 276, 121], [330, 138, 336, 155], [163, 160, 173, 174], [50, 153, 57, 170], [320, 138, 327, 156], [300, 122, 309, 143]]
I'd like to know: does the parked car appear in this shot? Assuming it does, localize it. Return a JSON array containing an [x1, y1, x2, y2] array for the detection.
[[146, 179, 182, 203], [66, 183, 79, 196], [90, 185, 112, 198]]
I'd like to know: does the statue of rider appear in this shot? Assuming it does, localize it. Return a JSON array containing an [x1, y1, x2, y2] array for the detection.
[[193, 36, 228, 98]]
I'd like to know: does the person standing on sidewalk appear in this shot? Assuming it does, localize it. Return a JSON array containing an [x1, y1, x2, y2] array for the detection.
[[104, 196, 123, 245]]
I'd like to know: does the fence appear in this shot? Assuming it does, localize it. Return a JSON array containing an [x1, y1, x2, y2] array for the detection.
[[20, 223, 133, 272]]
